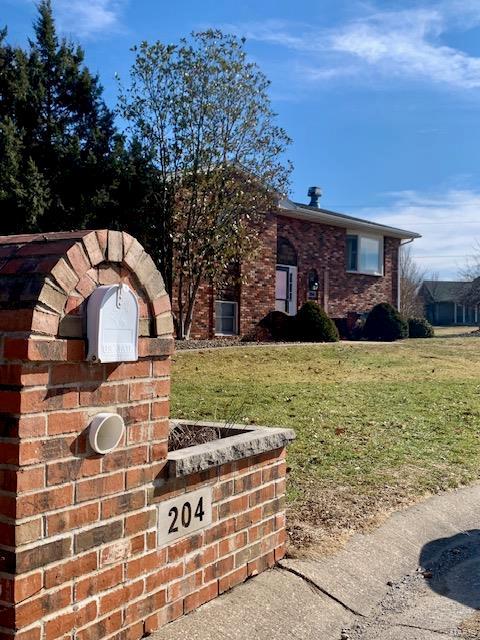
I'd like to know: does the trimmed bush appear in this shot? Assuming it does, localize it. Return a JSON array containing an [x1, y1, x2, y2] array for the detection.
[[363, 302, 408, 341], [408, 317, 434, 338], [258, 310, 295, 341], [296, 302, 339, 342]]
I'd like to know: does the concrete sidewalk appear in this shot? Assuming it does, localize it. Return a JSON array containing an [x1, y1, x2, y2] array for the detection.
[[152, 483, 480, 640]]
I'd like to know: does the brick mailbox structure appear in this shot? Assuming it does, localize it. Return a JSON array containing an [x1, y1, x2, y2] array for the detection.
[[0, 231, 294, 640]]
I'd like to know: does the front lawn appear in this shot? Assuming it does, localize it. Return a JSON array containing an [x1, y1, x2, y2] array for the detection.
[[171, 334, 480, 554]]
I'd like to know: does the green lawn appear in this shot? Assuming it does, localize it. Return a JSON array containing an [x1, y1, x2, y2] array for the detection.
[[171, 332, 480, 554]]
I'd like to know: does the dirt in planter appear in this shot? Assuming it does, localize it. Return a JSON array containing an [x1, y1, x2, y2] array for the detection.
[[168, 422, 240, 452]]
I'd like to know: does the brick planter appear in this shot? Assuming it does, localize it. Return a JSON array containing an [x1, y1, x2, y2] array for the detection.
[[0, 230, 295, 640]]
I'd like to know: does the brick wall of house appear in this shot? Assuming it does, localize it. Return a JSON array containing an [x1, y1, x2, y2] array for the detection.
[[276, 215, 400, 317], [0, 230, 290, 640], [239, 211, 277, 337]]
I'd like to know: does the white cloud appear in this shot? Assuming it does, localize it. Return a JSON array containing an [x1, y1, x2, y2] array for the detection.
[[231, 3, 480, 90], [53, 0, 126, 38], [363, 189, 480, 278]]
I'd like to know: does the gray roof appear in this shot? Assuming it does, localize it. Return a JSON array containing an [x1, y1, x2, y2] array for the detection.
[[421, 280, 472, 303], [278, 198, 420, 240]]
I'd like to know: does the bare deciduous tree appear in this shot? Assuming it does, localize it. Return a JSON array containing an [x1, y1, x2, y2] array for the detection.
[[400, 244, 425, 317], [458, 240, 480, 312], [119, 30, 292, 339]]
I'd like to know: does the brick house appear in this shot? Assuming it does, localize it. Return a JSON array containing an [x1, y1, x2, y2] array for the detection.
[[188, 189, 420, 339]]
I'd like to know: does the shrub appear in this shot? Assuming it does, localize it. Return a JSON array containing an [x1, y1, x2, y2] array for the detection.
[[296, 302, 339, 342], [363, 302, 408, 341], [258, 310, 295, 341], [332, 317, 349, 339], [408, 317, 434, 338]]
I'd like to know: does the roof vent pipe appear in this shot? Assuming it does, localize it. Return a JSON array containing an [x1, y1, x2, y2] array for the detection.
[[308, 186, 322, 208]]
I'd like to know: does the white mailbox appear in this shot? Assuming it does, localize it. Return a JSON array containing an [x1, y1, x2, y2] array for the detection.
[[87, 284, 139, 363]]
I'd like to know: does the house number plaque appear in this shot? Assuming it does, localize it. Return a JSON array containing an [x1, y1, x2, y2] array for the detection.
[[157, 487, 212, 546]]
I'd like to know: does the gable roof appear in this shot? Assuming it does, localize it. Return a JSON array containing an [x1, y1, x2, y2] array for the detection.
[[421, 280, 472, 303], [278, 198, 420, 240]]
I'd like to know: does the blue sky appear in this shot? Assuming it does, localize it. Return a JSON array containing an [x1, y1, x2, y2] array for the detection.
[[4, 0, 480, 278]]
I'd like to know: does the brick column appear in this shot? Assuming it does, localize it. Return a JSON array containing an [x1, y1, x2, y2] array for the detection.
[[0, 231, 173, 640]]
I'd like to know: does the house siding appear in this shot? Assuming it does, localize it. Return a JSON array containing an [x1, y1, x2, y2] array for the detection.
[[185, 212, 401, 339]]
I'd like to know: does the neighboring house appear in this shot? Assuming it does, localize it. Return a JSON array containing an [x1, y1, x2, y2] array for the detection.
[[189, 188, 420, 339], [420, 280, 479, 326]]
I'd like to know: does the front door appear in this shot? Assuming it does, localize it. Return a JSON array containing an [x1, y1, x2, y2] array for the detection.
[[275, 265, 297, 315]]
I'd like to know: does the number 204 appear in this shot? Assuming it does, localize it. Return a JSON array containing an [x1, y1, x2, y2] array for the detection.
[[157, 488, 212, 545], [168, 496, 205, 534]]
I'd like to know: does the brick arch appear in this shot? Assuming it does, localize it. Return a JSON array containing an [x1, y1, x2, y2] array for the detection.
[[0, 230, 172, 341]]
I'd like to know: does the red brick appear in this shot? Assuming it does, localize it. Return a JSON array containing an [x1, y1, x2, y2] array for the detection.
[[79, 383, 128, 406], [247, 551, 275, 576], [218, 565, 248, 594], [204, 518, 235, 545], [106, 361, 151, 381], [203, 555, 234, 583], [75, 565, 123, 600], [47, 457, 101, 485], [125, 509, 157, 535], [76, 611, 123, 640], [100, 539, 131, 567], [218, 531, 248, 557], [9, 571, 42, 603], [15, 585, 71, 628], [168, 570, 203, 602], [167, 533, 204, 563], [107, 230, 123, 262], [66, 242, 90, 276], [129, 380, 157, 401], [184, 581, 218, 614], [144, 599, 183, 633], [218, 495, 249, 519], [14, 518, 42, 546], [145, 562, 184, 593], [46, 502, 100, 535], [82, 232, 104, 266], [126, 549, 166, 580], [76, 471, 124, 502], [17, 484, 73, 517], [248, 483, 275, 507], [16, 466, 45, 492], [124, 589, 166, 625], [235, 506, 263, 531], [31, 309, 59, 335], [18, 415, 46, 438], [50, 364, 103, 386], [234, 470, 262, 494], [101, 490, 145, 518], [99, 580, 144, 616], [150, 399, 169, 419], [44, 600, 97, 640], [185, 545, 217, 575], [152, 359, 170, 377]]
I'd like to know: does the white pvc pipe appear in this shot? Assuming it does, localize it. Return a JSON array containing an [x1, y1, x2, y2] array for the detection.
[[89, 413, 125, 455]]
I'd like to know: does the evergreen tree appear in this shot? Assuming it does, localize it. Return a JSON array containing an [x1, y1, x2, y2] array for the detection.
[[0, 1, 123, 232]]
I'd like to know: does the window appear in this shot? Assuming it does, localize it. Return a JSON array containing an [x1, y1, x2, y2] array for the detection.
[[215, 301, 238, 335], [346, 233, 383, 276], [277, 237, 297, 266]]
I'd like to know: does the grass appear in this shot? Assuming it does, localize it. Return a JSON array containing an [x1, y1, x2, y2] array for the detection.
[[171, 330, 480, 555]]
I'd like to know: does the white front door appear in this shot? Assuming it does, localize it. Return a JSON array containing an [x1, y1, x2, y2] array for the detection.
[[275, 265, 297, 315]]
